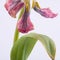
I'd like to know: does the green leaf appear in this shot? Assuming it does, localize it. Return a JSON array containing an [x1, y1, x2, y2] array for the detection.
[[10, 37, 37, 60], [11, 33, 56, 60], [24, 33, 56, 60]]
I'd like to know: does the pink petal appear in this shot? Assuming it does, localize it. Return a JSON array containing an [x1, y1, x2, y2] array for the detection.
[[9, 2, 24, 18], [4, 0, 16, 10], [40, 8, 57, 18], [17, 16, 34, 33], [4, 0, 24, 18]]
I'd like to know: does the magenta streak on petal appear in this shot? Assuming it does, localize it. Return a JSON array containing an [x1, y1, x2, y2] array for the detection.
[[17, 11, 34, 33]]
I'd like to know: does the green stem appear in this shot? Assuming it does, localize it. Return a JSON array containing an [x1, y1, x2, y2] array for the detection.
[[52, 58, 55, 60], [13, 27, 19, 43], [13, 8, 24, 43]]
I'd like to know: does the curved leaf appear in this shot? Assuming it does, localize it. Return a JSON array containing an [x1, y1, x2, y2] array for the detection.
[[10, 37, 37, 60], [11, 33, 56, 60], [24, 33, 56, 60]]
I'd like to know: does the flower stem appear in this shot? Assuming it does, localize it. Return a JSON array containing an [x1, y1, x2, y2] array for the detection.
[[13, 8, 24, 43], [52, 59, 54, 60], [32, 0, 40, 8]]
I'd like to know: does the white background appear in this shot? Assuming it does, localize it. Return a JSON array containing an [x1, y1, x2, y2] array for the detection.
[[0, 0, 60, 60]]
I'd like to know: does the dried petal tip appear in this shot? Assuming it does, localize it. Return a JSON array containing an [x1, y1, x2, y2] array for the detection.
[[17, 14, 34, 33]]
